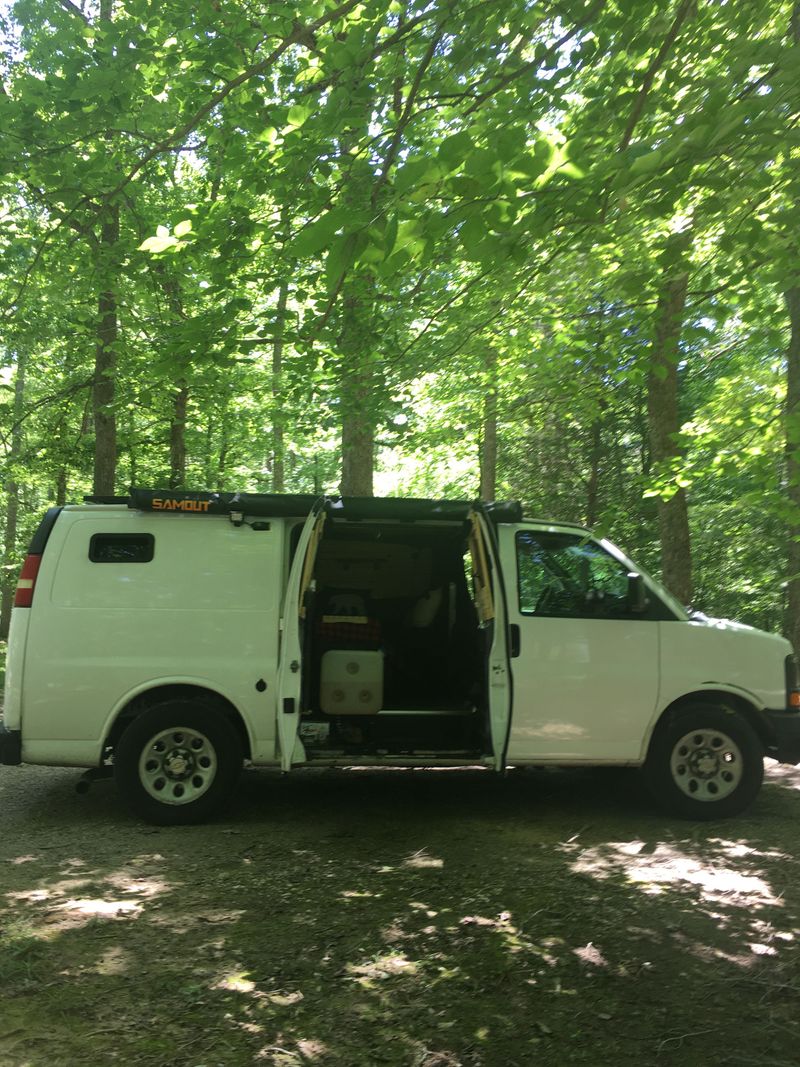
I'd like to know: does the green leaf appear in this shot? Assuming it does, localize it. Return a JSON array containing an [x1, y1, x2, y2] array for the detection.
[[394, 159, 441, 195], [438, 132, 473, 172], [459, 214, 486, 257], [325, 233, 356, 291], [291, 209, 348, 258], [287, 103, 312, 128], [138, 234, 179, 253], [626, 148, 664, 179]]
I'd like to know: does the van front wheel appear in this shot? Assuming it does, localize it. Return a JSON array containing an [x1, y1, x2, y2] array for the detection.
[[644, 704, 764, 819], [115, 701, 242, 825]]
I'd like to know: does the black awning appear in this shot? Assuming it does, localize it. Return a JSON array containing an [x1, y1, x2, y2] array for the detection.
[[127, 488, 522, 524]]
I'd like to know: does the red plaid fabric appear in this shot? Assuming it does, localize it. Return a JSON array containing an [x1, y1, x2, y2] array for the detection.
[[317, 618, 382, 646]]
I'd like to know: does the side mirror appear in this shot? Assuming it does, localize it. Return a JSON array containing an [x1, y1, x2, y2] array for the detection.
[[627, 572, 649, 614]]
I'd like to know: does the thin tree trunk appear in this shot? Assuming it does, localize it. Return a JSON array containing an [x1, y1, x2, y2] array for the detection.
[[0, 353, 27, 638], [169, 384, 188, 490], [55, 469, 67, 507], [338, 235, 377, 495], [92, 0, 118, 496], [340, 342, 375, 496], [785, 285, 800, 652], [272, 280, 288, 492], [217, 398, 230, 492], [93, 210, 119, 496], [479, 347, 498, 500], [154, 268, 188, 491], [647, 257, 693, 604], [585, 418, 602, 527]]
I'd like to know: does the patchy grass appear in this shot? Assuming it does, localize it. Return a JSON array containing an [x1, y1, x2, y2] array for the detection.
[[0, 763, 799, 1066]]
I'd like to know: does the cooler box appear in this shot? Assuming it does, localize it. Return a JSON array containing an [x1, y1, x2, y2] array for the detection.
[[320, 650, 384, 716]]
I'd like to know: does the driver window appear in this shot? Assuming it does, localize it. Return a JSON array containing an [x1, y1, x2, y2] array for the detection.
[[516, 531, 632, 619]]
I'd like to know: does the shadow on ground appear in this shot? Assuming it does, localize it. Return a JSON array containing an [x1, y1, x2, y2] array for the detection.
[[1, 762, 799, 1066]]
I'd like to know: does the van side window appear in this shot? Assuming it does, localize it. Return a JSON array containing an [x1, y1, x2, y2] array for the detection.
[[516, 531, 633, 619], [89, 533, 155, 564]]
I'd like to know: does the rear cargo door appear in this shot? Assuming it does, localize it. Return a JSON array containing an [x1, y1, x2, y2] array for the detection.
[[276, 498, 327, 770], [468, 506, 512, 771]]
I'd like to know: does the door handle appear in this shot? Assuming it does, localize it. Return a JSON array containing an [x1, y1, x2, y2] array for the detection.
[[510, 624, 521, 658]]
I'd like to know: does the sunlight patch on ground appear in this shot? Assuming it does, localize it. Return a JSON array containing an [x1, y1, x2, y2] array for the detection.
[[404, 849, 444, 869], [568, 840, 782, 908], [257, 1038, 328, 1065], [764, 761, 800, 790], [216, 971, 257, 993], [93, 945, 131, 975], [60, 897, 143, 917], [346, 950, 420, 984], [572, 942, 608, 967]]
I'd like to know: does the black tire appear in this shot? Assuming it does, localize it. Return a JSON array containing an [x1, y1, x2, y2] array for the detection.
[[644, 703, 764, 820], [114, 700, 242, 825]]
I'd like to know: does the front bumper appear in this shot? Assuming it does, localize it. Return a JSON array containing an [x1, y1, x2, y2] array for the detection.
[[763, 709, 800, 765], [0, 722, 22, 765]]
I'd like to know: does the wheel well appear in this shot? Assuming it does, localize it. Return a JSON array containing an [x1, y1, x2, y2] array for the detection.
[[105, 685, 252, 760], [649, 690, 769, 753]]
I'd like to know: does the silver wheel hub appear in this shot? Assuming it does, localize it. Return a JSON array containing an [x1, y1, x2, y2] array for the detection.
[[670, 727, 743, 802], [139, 727, 218, 806]]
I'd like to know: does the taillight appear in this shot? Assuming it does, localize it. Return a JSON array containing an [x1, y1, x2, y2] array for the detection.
[[14, 554, 42, 607], [786, 654, 800, 711]]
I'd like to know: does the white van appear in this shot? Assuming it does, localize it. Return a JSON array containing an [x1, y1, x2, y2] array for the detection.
[[2, 489, 799, 824]]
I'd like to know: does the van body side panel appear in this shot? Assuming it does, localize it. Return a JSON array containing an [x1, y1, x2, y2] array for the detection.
[[499, 523, 661, 762], [647, 619, 790, 756], [21, 509, 282, 765]]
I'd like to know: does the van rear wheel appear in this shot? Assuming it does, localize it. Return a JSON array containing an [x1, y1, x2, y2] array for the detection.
[[115, 701, 242, 825], [644, 703, 764, 820]]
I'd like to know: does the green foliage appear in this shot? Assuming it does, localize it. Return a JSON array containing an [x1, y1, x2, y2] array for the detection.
[[0, 0, 797, 631]]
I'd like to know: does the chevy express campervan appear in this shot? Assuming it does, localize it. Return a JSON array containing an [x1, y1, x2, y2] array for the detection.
[[2, 489, 799, 824]]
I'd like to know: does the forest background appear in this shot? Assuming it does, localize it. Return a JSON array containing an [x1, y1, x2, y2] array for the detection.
[[0, 0, 799, 646]]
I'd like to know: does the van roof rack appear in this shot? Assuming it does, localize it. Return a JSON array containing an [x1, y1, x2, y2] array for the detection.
[[124, 488, 524, 524], [83, 495, 130, 505]]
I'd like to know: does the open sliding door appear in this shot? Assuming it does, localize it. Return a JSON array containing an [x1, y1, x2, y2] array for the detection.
[[468, 506, 512, 771], [276, 498, 327, 770]]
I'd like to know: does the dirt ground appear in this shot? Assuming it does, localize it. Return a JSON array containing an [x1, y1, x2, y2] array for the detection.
[[1, 761, 799, 1067]]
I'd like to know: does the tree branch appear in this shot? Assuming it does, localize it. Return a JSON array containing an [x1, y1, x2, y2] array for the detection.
[[105, 0, 366, 202], [371, 23, 445, 206], [464, 0, 605, 117], [56, 0, 90, 25], [617, 0, 696, 152]]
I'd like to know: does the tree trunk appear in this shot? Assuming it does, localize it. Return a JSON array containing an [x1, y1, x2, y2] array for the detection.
[[93, 208, 119, 496], [92, 0, 119, 496], [338, 233, 377, 496], [646, 258, 693, 605], [272, 280, 288, 492], [785, 285, 800, 652], [479, 347, 498, 500], [169, 383, 188, 490], [0, 353, 27, 639], [55, 469, 67, 507], [585, 418, 602, 528], [339, 339, 375, 496], [217, 399, 230, 492], [337, 79, 381, 498]]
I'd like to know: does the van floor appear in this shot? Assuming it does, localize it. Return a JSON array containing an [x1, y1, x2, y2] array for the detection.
[[299, 708, 486, 759]]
